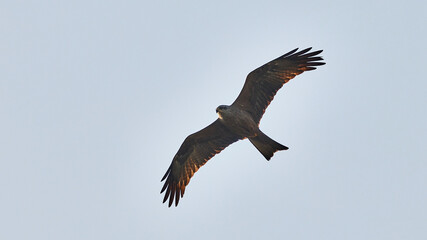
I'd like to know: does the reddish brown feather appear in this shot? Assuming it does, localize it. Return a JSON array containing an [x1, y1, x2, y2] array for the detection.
[[161, 47, 325, 207], [232, 47, 325, 124], [161, 119, 241, 207]]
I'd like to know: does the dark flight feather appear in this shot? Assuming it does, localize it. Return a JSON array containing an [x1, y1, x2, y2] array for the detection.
[[161, 47, 325, 207], [161, 119, 242, 207], [232, 48, 325, 124]]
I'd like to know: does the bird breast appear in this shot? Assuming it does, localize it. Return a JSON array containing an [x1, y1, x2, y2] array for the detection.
[[219, 106, 258, 137]]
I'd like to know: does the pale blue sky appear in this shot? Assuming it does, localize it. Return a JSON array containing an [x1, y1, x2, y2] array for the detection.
[[1, 0, 426, 239]]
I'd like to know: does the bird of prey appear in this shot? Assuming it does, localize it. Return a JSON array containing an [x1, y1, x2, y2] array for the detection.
[[161, 47, 325, 207]]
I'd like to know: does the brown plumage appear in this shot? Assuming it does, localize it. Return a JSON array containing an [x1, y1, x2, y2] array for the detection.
[[161, 47, 325, 207], [160, 120, 241, 207], [232, 48, 325, 124]]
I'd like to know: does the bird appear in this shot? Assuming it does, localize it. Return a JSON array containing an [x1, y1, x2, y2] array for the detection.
[[161, 47, 325, 207]]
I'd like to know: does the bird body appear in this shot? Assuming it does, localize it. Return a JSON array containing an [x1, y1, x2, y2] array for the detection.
[[216, 104, 287, 159], [161, 47, 325, 207], [216, 105, 258, 137]]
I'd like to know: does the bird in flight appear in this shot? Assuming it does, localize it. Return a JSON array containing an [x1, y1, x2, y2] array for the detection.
[[161, 47, 325, 207]]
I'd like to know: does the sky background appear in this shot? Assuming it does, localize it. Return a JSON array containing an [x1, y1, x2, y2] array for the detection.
[[1, 0, 426, 239]]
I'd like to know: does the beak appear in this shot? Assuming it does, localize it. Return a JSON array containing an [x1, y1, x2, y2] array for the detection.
[[215, 108, 219, 113]]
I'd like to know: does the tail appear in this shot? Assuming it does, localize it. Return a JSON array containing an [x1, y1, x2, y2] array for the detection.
[[249, 131, 288, 160]]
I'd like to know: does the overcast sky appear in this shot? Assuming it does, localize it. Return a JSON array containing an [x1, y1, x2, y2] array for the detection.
[[1, 0, 426, 239]]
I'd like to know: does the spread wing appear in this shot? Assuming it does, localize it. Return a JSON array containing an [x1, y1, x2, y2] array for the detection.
[[161, 119, 242, 207], [232, 47, 325, 124]]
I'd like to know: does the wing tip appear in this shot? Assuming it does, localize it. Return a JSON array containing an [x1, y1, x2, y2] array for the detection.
[[295, 47, 326, 69], [281, 47, 325, 62], [282, 48, 299, 58], [162, 177, 186, 207], [161, 165, 172, 182]]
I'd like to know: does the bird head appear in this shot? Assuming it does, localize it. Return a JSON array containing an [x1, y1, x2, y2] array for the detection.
[[216, 105, 229, 113]]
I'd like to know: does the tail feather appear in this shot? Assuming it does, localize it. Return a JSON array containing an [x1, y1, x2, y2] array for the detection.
[[249, 131, 288, 160]]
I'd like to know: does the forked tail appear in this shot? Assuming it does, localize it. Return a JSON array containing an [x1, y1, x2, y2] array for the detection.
[[249, 131, 288, 160]]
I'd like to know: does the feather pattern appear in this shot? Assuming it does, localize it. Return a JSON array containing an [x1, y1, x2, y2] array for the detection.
[[232, 48, 325, 124], [161, 47, 325, 207], [161, 119, 242, 207]]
